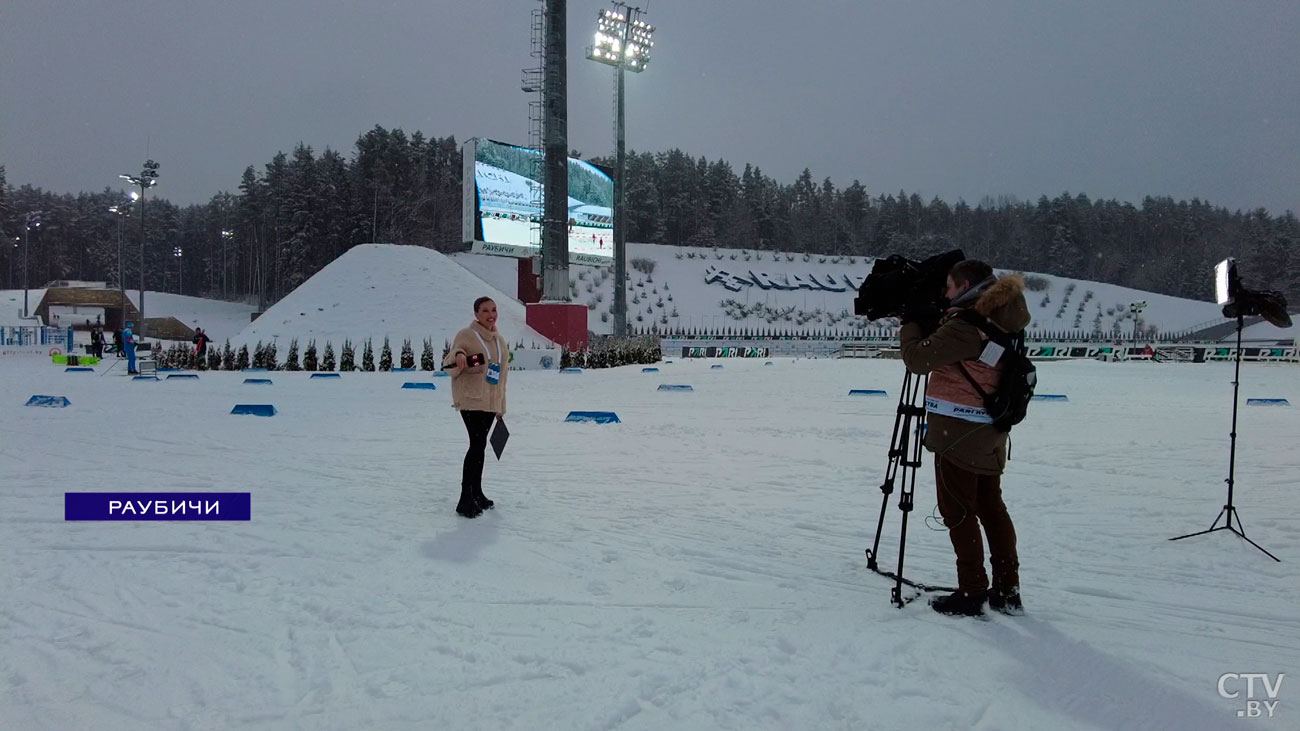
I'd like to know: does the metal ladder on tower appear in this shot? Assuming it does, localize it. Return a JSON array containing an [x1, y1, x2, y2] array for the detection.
[[521, 2, 546, 253]]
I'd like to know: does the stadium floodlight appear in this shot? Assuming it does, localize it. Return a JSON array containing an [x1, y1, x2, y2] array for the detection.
[[586, 2, 655, 337], [119, 159, 160, 336]]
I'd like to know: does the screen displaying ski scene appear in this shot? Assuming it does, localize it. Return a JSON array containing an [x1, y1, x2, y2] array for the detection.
[[466, 138, 614, 264]]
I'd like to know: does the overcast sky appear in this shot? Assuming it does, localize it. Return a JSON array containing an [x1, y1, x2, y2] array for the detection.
[[3, 1, 1298, 215]]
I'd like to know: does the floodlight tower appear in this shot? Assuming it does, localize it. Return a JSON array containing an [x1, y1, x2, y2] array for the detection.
[[587, 2, 654, 337], [539, 0, 571, 302], [120, 159, 160, 336]]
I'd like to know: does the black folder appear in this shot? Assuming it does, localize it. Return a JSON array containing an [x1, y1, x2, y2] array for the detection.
[[490, 418, 509, 460]]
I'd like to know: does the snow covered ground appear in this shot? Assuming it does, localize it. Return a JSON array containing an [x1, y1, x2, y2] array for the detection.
[[2, 357, 1298, 730]]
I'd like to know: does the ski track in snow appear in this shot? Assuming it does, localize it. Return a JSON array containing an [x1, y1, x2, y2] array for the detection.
[[2, 357, 1298, 730]]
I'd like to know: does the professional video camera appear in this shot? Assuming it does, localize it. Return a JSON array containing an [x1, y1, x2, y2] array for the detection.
[[853, 249, 966, 321]]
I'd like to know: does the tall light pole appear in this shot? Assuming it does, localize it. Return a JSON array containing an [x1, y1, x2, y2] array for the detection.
[[220, 229, 233, 298], [1129, 300, 1148, 341], [22, 211, 45, 318], [120, 159, 160, 336], [10, 237, 18, 291], [588, 3, 654, 337], [173, 247, 183, 295], [109, 203, 131, 327]]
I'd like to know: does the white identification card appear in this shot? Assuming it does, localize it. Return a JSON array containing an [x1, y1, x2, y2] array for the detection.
[[978, 341, 1006, 366]]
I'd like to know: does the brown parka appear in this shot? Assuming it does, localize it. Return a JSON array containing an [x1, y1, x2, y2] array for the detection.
[[899, 274, 1031, 475], [442, 321, 510, 416]]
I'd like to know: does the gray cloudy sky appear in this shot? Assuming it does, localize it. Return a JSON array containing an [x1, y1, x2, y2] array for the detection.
[[3, 1, 1298, 214]]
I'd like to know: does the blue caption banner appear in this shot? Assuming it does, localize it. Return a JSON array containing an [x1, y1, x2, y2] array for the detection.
[[65, 492, 251, 521]]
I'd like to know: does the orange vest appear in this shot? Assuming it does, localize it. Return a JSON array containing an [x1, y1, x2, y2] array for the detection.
[[924, 312, 1004, 423]]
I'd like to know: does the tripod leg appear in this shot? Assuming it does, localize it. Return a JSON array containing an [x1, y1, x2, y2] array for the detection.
[[891, 374, 927, 607], [867, 372, 912, 571], [1226, 507, 1282, 562]]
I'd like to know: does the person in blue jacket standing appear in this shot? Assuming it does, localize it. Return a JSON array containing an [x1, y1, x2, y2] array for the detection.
[[122, 322, 137, 374]]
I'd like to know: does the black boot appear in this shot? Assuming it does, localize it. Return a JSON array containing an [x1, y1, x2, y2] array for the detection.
[[931, 590, 987, 617], [989, 588, 1023, 616], [456, 486, 482, 518], [475, 487, 494, 511]]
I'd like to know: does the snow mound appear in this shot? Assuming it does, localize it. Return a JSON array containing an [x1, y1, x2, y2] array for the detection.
[[232, 244, 554, 349]]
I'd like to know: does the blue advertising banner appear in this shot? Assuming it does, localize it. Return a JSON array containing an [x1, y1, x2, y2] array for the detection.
[[65, 492, 252, 521]]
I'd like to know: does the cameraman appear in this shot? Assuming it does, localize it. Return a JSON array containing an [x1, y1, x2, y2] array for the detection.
[[898, 260, 1030, 617]]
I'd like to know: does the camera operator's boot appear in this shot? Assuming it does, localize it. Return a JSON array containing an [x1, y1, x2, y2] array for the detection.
[[988, 587, 1023, 616], [931, 590, 987, 617]]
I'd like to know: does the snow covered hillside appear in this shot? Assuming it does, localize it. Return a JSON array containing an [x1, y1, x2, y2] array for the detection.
[[2, 357, 1297, 729], [459, 244, 1295, 341], [232, 244, 555, 350], [124, 291, 257, 342]]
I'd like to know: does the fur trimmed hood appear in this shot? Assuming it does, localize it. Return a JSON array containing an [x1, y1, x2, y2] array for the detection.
[[973, 274, 1031, 332]]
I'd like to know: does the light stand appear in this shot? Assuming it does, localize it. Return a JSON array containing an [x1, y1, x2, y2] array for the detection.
[[1170, 259, 1286, 561], [865, 370, 958, 606]]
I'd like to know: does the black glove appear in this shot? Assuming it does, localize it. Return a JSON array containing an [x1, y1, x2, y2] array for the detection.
[[899, 300, 943, 332]]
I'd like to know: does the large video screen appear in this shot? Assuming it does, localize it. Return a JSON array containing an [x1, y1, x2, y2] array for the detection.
[[462, 138, 614, 265]]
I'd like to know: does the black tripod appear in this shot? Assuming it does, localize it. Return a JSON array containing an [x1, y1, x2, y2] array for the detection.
[[866, 370, 958, 606], [1169, 313, 1280, 561]]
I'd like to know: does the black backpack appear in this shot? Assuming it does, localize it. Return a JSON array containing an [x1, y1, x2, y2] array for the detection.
[[953, 310, 1036, 433]]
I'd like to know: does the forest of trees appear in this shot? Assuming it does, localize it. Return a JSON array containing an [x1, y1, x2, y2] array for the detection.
[[2, 126, 1297, 310]]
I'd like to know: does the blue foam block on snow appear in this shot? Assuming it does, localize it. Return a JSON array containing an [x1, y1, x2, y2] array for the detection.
[[166, 374, 199, 380], [561, 368, 583, 374], [565, 411, 620, 424], [711, 364, 725, 370], [231, 404, 277, 417], [242, 368, 268, 372], [402, 382, 437, 390], [433, 371, 450, 377], [1032, 394, 1069, 401], [764, 361, 774, 366], [642, 367, 659, 373], [65, 367, 94, 373], [310, 373, 341, 379], [848, 389, 887, 396], [1247, 398, 1290, 406], [244, 378, 273, 385], [392, 368, 415, 372], [26, 395, 70, 408], [658, 384, 693, 392]]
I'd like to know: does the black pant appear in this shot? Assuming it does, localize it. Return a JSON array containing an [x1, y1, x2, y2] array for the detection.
[[460, 410, 496, 496]]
